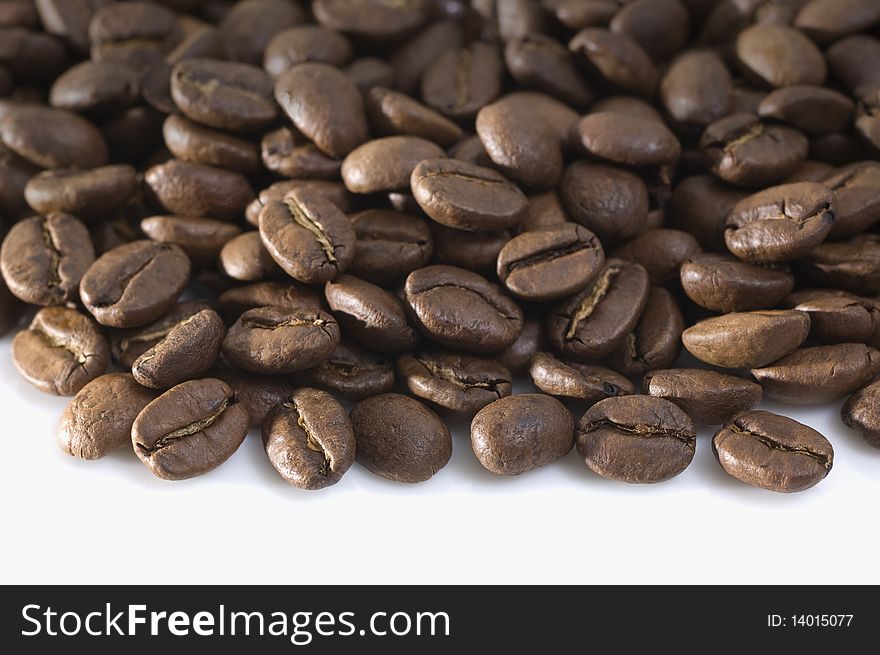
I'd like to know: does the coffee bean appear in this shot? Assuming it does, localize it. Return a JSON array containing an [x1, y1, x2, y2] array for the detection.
[[211, 362, 295, 430], [252, 181, 354, 229], [345, 57, 395, 93], [111, 300, 211, 368], [504, 34, 592, 109], [642, 368, 763, 426], [736, 23, 826, 88], [397, 350, 512, 413], [275, 62, 368, 159], [166, 20, 224, 64], [433, 226, 511, 274], [669, 175, 748, 251], [681, 253, 795, 313], [0, 141, 39, 220], [35, 0, 106, 55], [569, 27, 657, 98], [145, 159, 254, 221], [325, 274, 419, 353], [140, 215, 241, 267], [260, 126, 341, 180], [497, 224, 604, 301], [610, 0, 690, 61], [612, 228, 700, 284], [219, 0, 307, 65], [102, 105, 164, 162], [497, 316, 545, 374], [660, 50, 732, 131], [0, 26, 67, 80], [592, 95, 664, 122], [366, 86, 462, 147], [422, 42, 503, 120], [88, 1, 180, 72], [389, 19, 463, 95], [794, 0, 880, 45], [216, 281, 323, 323], [797, 234, 880, 293], [823, 162, 880, 239], [348, 209, 433, 284], [725, 182, 835, 262], [12, 306, 109, 396], [132, 378, 249, 481], [576, 395, 696, 483], [518, 191, 569, 233], [342, 136, 445, 195], [262, 388, 355, 490], [170, 58, 276, 133], [264, 25, 353, 77], [608, 286, 683, 377], [572, 112, 681, 168], [546, 258, 650, 361], [1, 212, 94, 306], [258, 187, 356, 284], [405, 264, 524, 353], [529, 351, 633, 404], [552, 0, 619, 31], [0, 104, 107, 169], [351, 393, 452, 483], [841, 379, 880, 449], [752, 343, 880, 404], [24, 165, 136, 220], [313, 0, 428, 41], [222, 306, 340, 374], [682, 310, 811, 369], [298, 341, 395, 400], [471, 393, 574, 476], [411, 158, 527, 232], [163, 114, 260, 174], [712, 410, 833, 492], [219, 231, 280, 282], [784, 160, 837, 183], [826, 35, 880, 103], [758, 86, 854, 136], [786, 289, 880, 345]]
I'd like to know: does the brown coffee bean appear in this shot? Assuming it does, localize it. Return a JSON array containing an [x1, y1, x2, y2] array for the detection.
[[497, 224, 604, 302], [608, 286, 683, 377], [758, 86, 854, 136], [682, 310, 811, 369], [1, 212, 94, 306], [366, 86, 462, 147], [823, 162, 880, 239], [712, 410, 833, 492], [264, 25, 353, 77], [260, 126, 341, 180], [258, 187, 356, 284], [342, 136, 445, 195], [80, 240, 191, 328], [529, 351, 633, 404], [0, 104, 107, 169], [313, 0, 428, 41], [12, 306, 109, 396], [841, 379, 880, 448], [552, 0, 619, 31], [351, 393, 452, 484], [145, 160, 254, 221], [35, 0, 108, 55], [218, 231, 279, 282], [216, 281, 324, 323], [518, 191, 569, 233], [88, 1, 180, 72], [218, 0, 306, 64], [497, 316, 545, 374], [681, 253, 795, 312], [612, 228, 700, 284], [298, 341, 395, 400], [110, 301, 211, 367], [504, 34, 592, 109], [794, 0, 880, 45], [827, 35, 880, 103], [0, 141, 39, 221], [576, 395, 696, 483], [471, 394, 574, 476], [669, 175, 748, 251], [660, 50, 732, 131], [132, 378, 249, 481], [571, 112, 681, 168], [797, 234, 880, 293], [786, 289, 880, 345], [262, 388, 355, 490], [349, 209, 433, 284], [24, 165, 136, 220], [405, 265, 524, 353], [222, 306, 340, 374], [346, 57, 395, 92], [546, 259, 650, 361], [784, 160, 837, 184], [49, 60, 139, 116], [422, 42, 503, 121], [211, 362, 295, 429], [569, 27, 657, 98], [0, 27, 67, 80], [163, 114, 260, 174], [58, 373, 156, 460], [389, 19, 462, 94], [432, 226, 510, 274], [611, 0, 690, 60], [736, 23, 826, 88], [140, 215, 241, 266], [643, 368, 763, 426]]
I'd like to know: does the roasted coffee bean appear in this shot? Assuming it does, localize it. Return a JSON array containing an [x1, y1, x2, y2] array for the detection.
[[349, 209, 433, 284], [275, 62, 368, 159], [262, 388, 355, 490], [251, 179, 355, 226], [643, 368, 763, 426], [735, 23, 826, 88], [298, 341, 395, 400], [823, 162, 880, 239], [669, 175, 748, 251], [166, 20, 224, 64], [577, 395, 696, 483], [102, 105, 164, 162], [24, 165, 136, 220], [258, 187, 356, 284], [347, 58, 397, 93], [504, 34, 592, 109], [712, 410, 833, 493], [700, 113, 808, 188], [389, 19, 462, 95], [518, 191, 568, 233], [529, 351, 632, 404], [325, 274, 418, 353], [497, 224, 604, 302], [827, 35, 880, 103], [497, 317, 544, 374], [758, 86, 854, 136], [571, 112, 681, 168], [163, 114, 260, 174], [560, 161, 649, 242], [216, 281, 324, 323], [145, 160, 254, 221], [610, 0, 690, 60], [592, 94, 664, 122], [422, 42, 503, 121], [111, 301, 211, 368], [784, 160, 837, 184], [725, 182, 835, 262], [49, 60, 139, 116], [0, 26, 67, 80], [313, 0, 428, 41], [264, 25, 353, 77], [219, 0, 306, 64], [546, 259, 650, 362], [681, 254, 795, 313], [35, 0, 108, 55], [608, 286, 683, 377], [682, 310, 810, 369], [211, 362, 295, 429], [405, 265, 523, 353], [397, 350, 511, 414], [433, 226, 510, 274], [88, 1, 180, 72], [140, 215, 241, 266], [751, 343, 880, 404], [366, 86, 462, 147], [132, 309, 224, 390], [218, 232, 279, 282], [0, 141, 39, 220], [471, 393, 574, 476], [795, 0, 880, 44], [660, 50, 732, 130], [170, 58, 276, 133], [569, 28, 657, 98], [80, 240, 191, 329], [261, 127, 341, 180], [0, 104, 107, 169], [132, 378, 249, 481], [12, 306, 109, 396], [612, 229, 700, 284], [222, 306, 340, 374], [342, 136, 445, 195], [58, 372, 155, 460], [350, 393, 452, 484], [841, 379, 880, 449], [786, 289, 880, 345], [797, 234, 880, 293], [1, 212, 94, 306], [552, 0, 619, 31]]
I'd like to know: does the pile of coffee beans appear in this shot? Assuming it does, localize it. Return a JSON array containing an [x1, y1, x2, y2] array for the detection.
[[2, 0, 879, 493]]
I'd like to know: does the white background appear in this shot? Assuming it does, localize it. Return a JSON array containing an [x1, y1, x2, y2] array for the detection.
[[1, 334, 878, 585]]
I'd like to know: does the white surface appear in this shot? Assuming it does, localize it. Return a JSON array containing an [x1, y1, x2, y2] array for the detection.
[[1, 334, 878, 586]]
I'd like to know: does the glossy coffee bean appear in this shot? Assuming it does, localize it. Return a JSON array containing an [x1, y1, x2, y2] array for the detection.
[[422, 42, 503, 121], [497, 317, 545, 375], [297, 341, 395, 401], [518, 191, 568, 233], [111, 301, 211, 368], [140, 215, 241, 267], [163, 114, 260, 174], [797, 234, 880, 293], [841, 379, 880, 449], [36, 0, 107, 55], [571, 112, 681, 168], [529, 351, 632, 404], [260, 126, 341, 180], [348, 209, 433, 284], [823, 162, 880, 239], [504, 34, 592, 109], [250, 180, 355, 227], [49, 60, 140, 115], [794, 0, 880, 44], [712, 411, 833, 493], [471, 394, 574, 476], [608, 286, 683, 378], [263, 25, 353, 77], [735, 23, 826, 88], [132, 378, 249, 481], [216, 281, 324, 323], [758, 86, 854, 136], [218, 232, 280, 282], [145, 160, 254, 221], [24, 165, 136, 220], [612, 228, 700, 284], [389, 19, 462, 95], [88, 1, 180, 72], [219, 0, 306, 65], [313, 0, 428, 41], [342, 136, 444, 195], [681, 253, 795, 313], [211, 363, 295, 432], [0, 104, 107, 169], [669, 175, 748, 251], [642, 368, 762, 426], [366, 86, 462, 147], [433, 226, 511, 274], [786, 289, 880, 345], [568, 28, 657, 98], [351, 393, 452, 484], [610, 0, 690, 60], [576, 396, 696, 484], [262, 388, 355, 490], [660, 50, 732, 130]]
